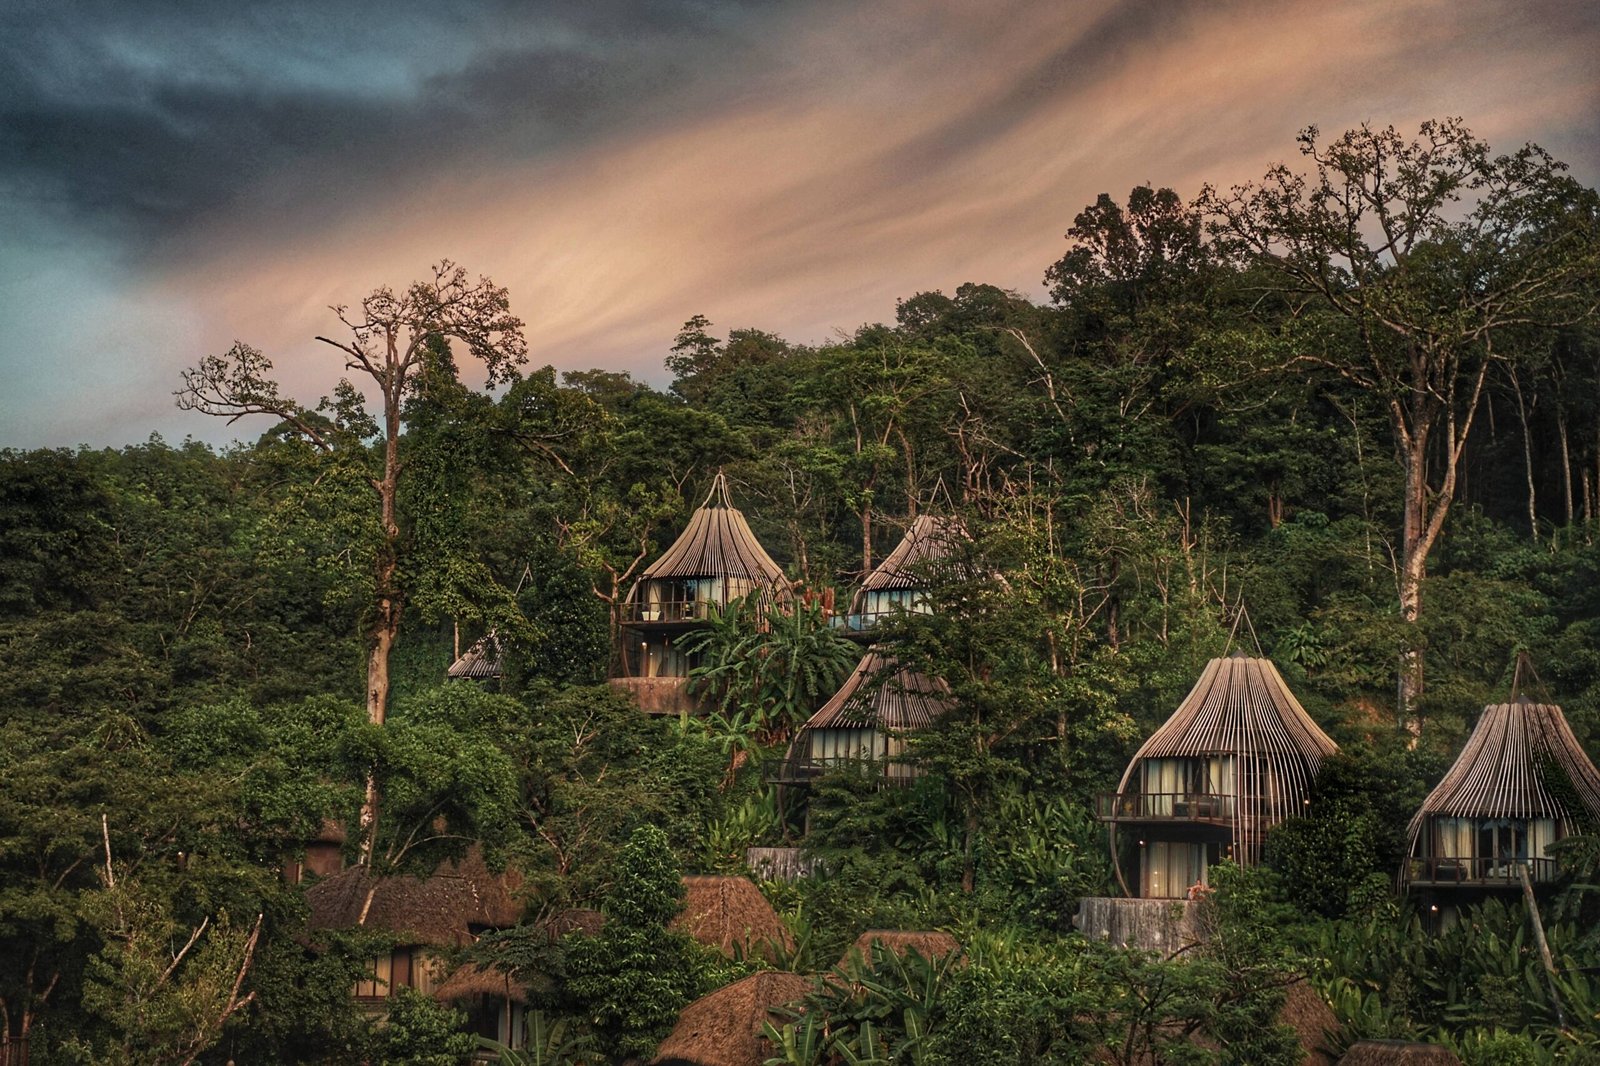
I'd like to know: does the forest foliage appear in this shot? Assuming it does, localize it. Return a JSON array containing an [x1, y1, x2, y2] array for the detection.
[[3, 119, 1600, 1064]]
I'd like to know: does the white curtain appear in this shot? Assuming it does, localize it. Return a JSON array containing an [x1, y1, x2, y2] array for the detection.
[[1142, 840, 1207, 899]]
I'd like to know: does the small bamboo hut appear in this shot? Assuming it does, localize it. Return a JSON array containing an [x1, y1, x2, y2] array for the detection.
[[446, 632, 502, 681], [1403, 694, 1600, 897], [1097, 654, 1338, 898], [611, 474, 789, 715], [780, 651, 952, 787], [651, 971, 813, 1066], [671, 875, 793, 960], [838, 514, 963, 635]]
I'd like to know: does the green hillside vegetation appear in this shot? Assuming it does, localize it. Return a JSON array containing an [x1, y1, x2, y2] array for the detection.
[[3, 120, 1600, 1065]]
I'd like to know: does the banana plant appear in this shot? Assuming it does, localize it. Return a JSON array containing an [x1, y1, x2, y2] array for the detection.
[[762, 1017, 828, 1066], [476, 1010, 593, 1065]]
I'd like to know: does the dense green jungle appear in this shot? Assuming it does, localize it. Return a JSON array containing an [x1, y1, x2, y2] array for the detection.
[[4, 121, 1600, 1065]]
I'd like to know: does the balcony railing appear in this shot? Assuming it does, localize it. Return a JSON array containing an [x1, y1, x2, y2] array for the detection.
[[618, 599, 722, 624], [1096, 791, 1236, 825], [772, 753, 919, 786], [1408, 856, 1560, 887]]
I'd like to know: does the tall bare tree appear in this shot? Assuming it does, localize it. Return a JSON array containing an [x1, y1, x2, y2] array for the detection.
[[176, 261, 526, 858], [1204, 120, 1599, 730]]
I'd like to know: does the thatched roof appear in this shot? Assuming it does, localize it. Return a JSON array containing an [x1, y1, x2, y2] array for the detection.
[[637, 474, 786, 588], [446, 633, 502, 680], [432, 962, 528, 1005], [650, 971, 812, 1066], [836, 930, 961, 971], [671, 876, 792, 960], [304, 848, 524, 948], [1409, 698, 1600, 827], [858, 514, 964, 594], [1338, 1041, 1462, 1065], [803, 651, 952, 732], [1281, 981, 1339, 1066]]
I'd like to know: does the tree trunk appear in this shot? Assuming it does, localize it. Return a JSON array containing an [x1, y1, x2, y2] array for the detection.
[[961, 805, 978, 894], [1558, 410, 1575, 527], [1508, 368, 1539, 541], [1397, 431, 1429, 735]]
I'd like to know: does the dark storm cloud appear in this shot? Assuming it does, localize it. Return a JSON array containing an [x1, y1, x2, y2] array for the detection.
[[0, 0, 809, 250]]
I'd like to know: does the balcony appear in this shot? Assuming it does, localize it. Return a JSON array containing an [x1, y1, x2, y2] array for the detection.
[[1096, 791, 1236, 827], [618, 599, 720, 625], [607, 676, 703, 716], [1407, 856, 1560, 888], [771, 752, 919, 787]]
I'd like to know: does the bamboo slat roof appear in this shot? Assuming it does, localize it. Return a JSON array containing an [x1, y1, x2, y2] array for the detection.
[[639, 474, 786, 586], [1121, 654, 1336, 776], [859, 514, 964, 593], [446, 633, 502, 680], [1409, 699, 1600, 826], [803, 651, 952, 732]]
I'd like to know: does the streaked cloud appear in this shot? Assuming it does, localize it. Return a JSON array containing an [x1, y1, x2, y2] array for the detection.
[[2, 0, 1596, 445]]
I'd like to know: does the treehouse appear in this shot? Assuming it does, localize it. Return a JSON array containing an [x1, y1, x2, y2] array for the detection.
[[1096, 654, 1338, 899], [835, 514, 962, 637], [609, 473, 789, 716], [778, 650, 953, 788], [1403, 694, 1600, 900]]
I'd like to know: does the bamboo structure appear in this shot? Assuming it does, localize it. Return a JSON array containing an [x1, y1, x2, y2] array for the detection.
[[1403, 695, 1600, 894], [838, 514, 964, 636], [609, 473, 788, 715], [1097, 654, 1338, 898], [779, 651, 953, 785]]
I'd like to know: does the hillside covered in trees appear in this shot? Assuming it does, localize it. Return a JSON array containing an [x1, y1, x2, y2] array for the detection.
[[4, 121, 1600, 1065]]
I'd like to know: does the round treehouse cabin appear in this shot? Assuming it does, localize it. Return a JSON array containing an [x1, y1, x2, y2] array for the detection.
[[610, 473, 789, 716], [836, 514, 962, 637], [780, 650, 953, 788], [1403, 695, 1600, 902], [446, 632, 502, 682], [1097, 654, 1337, 899]]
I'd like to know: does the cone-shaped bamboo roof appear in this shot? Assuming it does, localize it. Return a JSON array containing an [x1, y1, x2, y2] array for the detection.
[[639, 473, 786, 586], [1409, 698, 1600, 828], [859, 514, 964, 593], [803, 651, 953, 732], [446, 633, 502, 680], [1121, 654, 1337, 780]]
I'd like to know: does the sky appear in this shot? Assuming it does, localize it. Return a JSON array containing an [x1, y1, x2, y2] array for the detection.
[[1, 0, 1597, 448]]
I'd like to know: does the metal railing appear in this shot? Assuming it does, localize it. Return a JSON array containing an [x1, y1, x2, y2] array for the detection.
[[1095, 791, 1237, 823], [1408, 856, 1561, 886], [618, 598, 722, 624]]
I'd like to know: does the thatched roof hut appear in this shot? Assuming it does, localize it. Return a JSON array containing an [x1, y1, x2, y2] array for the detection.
[[1404, 696, 1600, 889], [1338, 1040, 1462, 1065], [627, 474, 788, 614], [304, 849, 524, 947], [651, 971, 812, 1066], [671, 876, 793, 960], [446, 633, 502, 680], [836, 930, 961, 971]]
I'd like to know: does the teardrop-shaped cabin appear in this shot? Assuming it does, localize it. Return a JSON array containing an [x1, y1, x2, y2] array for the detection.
[[779, 650, 953, 786], [610, 473, 789, 715], [1097, 654, 1338, 898], [837, 514, 964, 636], [1403, 696, 1600, 895]]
